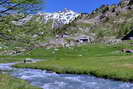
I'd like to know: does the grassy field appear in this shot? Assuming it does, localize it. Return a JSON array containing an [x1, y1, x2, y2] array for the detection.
[[13, 42, 133, 82], [0, 74, 41, 89], [0, 57, 24, 63]]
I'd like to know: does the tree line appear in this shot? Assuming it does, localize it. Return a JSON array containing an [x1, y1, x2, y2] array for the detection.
[[0, 0, 44, 17]]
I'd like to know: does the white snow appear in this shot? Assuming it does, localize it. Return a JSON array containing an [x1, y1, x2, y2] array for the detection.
[[12, 9, 80, 28], [38, 9, 80, 28]]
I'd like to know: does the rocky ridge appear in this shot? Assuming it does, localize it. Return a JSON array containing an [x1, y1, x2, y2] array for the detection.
[[12, 8, 80, 28], [60, 0, 133, 43]]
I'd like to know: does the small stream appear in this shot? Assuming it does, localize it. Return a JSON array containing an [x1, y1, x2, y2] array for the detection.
[[0, 62, 133, 89]]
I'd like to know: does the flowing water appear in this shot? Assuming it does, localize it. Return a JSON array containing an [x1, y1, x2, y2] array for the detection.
[[0, 62, 133, 89]]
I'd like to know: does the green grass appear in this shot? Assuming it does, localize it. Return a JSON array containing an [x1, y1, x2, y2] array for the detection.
[[13, 43, 133, 82], [0, 74, 41, 89], [0, 56, 27, 63]]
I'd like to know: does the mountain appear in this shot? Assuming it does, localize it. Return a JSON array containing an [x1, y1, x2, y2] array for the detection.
[[12, 8, 80, 28], [0, 0, 133, 55], [59, 0, 133, 42]]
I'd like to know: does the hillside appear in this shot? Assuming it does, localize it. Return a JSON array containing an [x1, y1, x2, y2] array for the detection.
[[60, 0, 133, 43], [0, 0, 133, 55]]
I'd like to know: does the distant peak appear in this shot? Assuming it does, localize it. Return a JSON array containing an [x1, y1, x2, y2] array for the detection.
[[38, 8, 78, 14], [12, 9, 80, 28]]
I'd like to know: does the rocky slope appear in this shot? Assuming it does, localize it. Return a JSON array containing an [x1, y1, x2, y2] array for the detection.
[[12, 9, 80, 28], [0, 0, 133, 55], [59, 0, 133, 43]]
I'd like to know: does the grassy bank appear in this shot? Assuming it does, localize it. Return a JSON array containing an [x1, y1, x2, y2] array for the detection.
[[0, 74, 41, 89], [14, 43, 133, 82], [0, 57, 24, 63]]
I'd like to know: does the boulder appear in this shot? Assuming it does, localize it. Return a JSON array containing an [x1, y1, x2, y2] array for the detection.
[[128, 0, 133, 5], [105, 39, 122, 44], [122, 30, 133, 40], [122, 49, 133, 53], [24, 58, 33, 63]]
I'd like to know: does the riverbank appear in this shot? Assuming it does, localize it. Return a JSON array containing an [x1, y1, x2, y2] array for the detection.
[[0, 74, 41, 89], [0, 58, 43, 89], [13, 43, 133, 82], [14, 55, 133, 82], [2, 62, 133, 89]]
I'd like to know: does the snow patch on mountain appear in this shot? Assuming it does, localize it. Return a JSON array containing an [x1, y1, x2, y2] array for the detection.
[[12, 9, 80, 28], [38, 8, 80, 28]]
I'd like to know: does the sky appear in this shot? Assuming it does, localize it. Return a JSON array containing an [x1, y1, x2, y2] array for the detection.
[[43, 0, 120, 13]]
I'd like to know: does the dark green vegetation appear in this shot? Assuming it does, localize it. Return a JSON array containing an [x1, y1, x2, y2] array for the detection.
[[0, 74, 41, 89], [14, 42, 133, 82], [0, 0, 43, 16], [0, 14, 54, 56], [0, 15, 53, 44]]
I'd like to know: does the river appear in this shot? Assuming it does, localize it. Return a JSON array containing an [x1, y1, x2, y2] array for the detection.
[[0, 62, 133, 89]]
